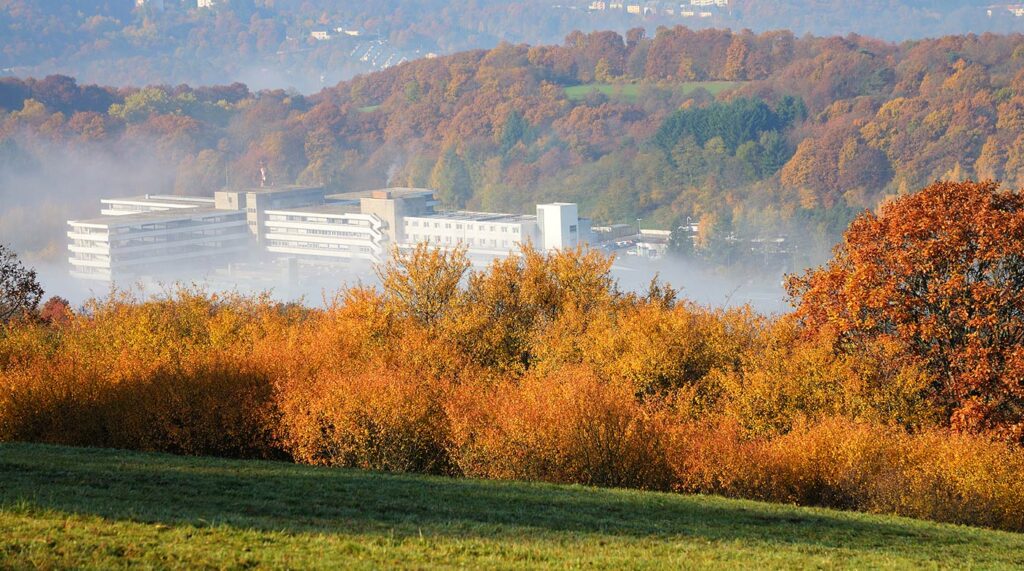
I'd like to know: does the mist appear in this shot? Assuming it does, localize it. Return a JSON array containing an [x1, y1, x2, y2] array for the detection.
[[0, 140, 794, 312], [613, 256, 790, 315], [0, 137, 177, 258]]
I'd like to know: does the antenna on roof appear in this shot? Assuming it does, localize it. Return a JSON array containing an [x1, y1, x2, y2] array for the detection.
[[259, 162, 270, 188]]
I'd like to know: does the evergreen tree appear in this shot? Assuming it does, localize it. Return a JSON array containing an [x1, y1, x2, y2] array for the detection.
[[758, 130, 789, 176], [498, 110, 528, 153]]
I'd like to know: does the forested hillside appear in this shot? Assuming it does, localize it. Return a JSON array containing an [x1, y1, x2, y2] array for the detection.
[[1, 1, 1016, 91], [4, 27, 1024, 267]]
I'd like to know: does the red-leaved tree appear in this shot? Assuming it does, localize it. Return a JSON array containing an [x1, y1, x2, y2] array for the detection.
[[787, 181, 1024, 441]]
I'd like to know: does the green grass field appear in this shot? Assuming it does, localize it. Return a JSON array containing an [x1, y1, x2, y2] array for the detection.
[[1, 443, 1022, 569], [564, 81, 741, 102]]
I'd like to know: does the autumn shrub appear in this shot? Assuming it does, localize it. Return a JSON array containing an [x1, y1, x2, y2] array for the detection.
[[0, 351, 278, 457], [712, 317, 939, 436], [275, 361, 456, 475], [447, 365, 673, 490], [4, 242, 1024, 533], [583, 300, 763, 403], [667, 417, 1024, 531], [0, 288, 288, 457]]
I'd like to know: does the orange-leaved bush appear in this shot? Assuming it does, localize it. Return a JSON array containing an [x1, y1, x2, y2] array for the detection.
[[447, 365, 672, 489], [2, 239, 1024, 531]]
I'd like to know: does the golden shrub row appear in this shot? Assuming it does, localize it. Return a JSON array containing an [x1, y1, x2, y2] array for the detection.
[[1, 245, 1022, 531]]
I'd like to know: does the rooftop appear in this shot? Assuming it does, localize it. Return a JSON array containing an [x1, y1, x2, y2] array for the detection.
[[69, 207, 240, 227], [327, 187, 436, 201], [102, 195, 215, 205], [267, 203, 369, 217], [409, 210, 537, 223]]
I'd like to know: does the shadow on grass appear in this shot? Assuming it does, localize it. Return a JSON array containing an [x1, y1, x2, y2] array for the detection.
[[0, 442, 1016, 553]]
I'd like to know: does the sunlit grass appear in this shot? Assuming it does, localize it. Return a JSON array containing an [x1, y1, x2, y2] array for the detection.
[[1, 442, 1022, 569], [564, 81, 741, 102]]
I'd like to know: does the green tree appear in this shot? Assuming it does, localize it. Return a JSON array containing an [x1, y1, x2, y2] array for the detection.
[[108, 87, 171, 122], [758, 130, 789, 176], [404, 80, 422, 103], [498, 110, 529, 153], [671, 136, 705, 186], [430, 146, 472, 209]]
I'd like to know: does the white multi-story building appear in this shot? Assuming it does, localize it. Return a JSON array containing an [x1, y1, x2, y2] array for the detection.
[[68, 185, 584, 281], [67, 208, 248, 281], [401, 202, 585, 257], [402, 212, 540, 256], [262, 205, 387, 263], [536, 203, 580, 251]]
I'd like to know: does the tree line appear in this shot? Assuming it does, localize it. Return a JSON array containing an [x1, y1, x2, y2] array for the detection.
[[2, 181, 1024, 532], [4, 28, 1024, 271]]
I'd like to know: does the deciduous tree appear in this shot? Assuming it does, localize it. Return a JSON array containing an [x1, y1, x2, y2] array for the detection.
[[0, 244, 43, 323], [788, 181, 1024, 441]]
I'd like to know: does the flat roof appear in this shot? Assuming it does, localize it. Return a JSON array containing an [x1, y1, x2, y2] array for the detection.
[[101, 195, 215, 205], [69, 207, 242, 227], [408, 210, 536, 223], [327, 187, 436, 201], [267, 204, 364, 216]]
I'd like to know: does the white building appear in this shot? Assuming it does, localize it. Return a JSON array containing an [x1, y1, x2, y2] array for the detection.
[[67, 208, 248, 281], [68, 185, 583, 281], [636, 229, 672, 259], [536, 203, 580, 251], [263, 205, 387, 263], [402, 212, 540, 257]]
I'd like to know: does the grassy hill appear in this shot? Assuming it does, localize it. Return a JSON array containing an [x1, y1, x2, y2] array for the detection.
[[564, 81, 741, 102], [1, 443, 1022, 569]]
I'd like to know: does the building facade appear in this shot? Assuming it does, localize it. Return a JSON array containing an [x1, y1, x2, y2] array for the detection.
[[67, 208, 248, 281], [402, 211, 540, 256], [262, 205, 387, 263], [68, 186, 583, 281]]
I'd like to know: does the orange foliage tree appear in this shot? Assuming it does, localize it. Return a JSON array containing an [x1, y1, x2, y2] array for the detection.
[[787, 180, 1024, 441]]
